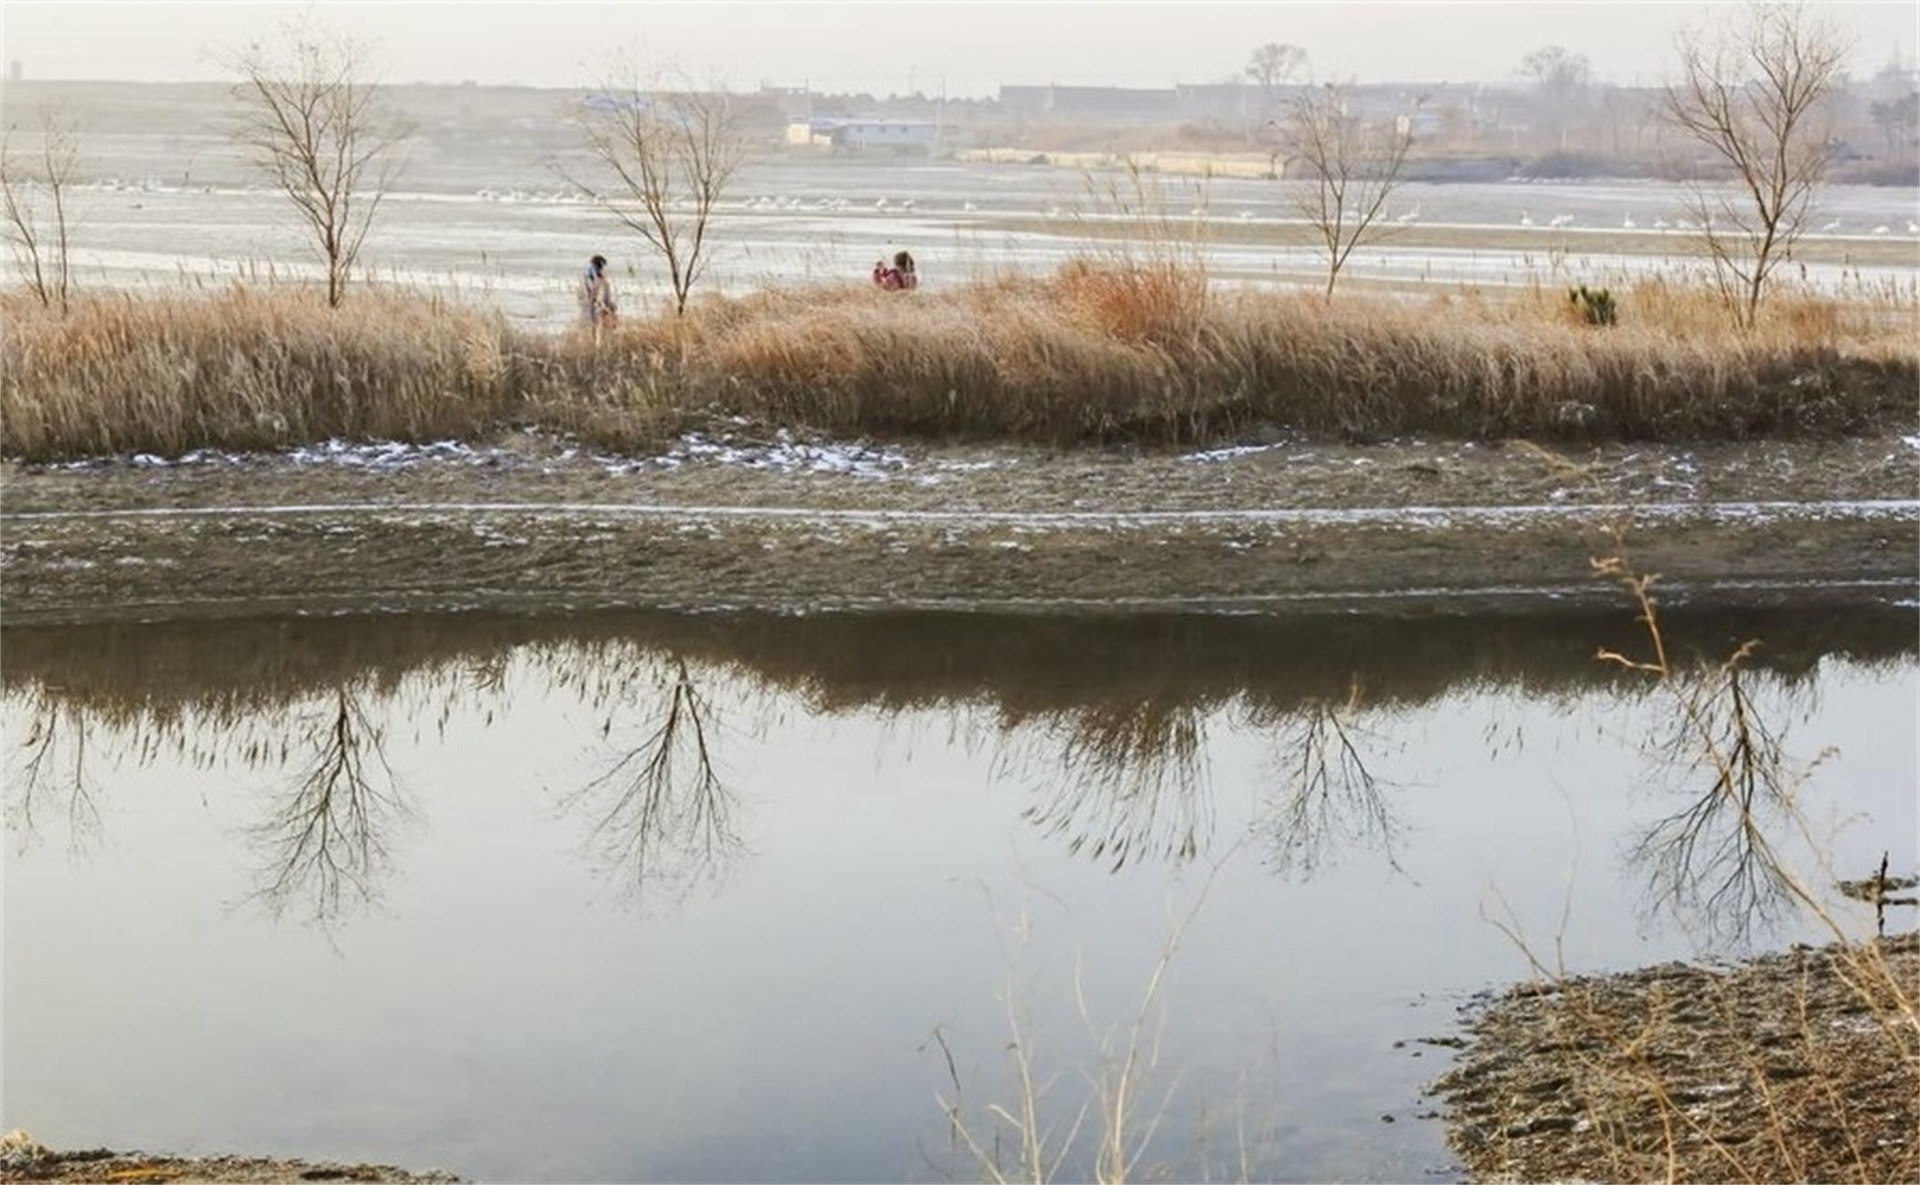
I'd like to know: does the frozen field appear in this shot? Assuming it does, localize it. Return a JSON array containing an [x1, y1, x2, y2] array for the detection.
[[52, 162, 1920, 325]]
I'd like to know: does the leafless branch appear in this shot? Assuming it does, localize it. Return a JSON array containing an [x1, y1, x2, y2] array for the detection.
[[0, 107, 83, 313], [220, 17, 405, 307], [1281, 82, 1416, 298], [560, 52, 746, 317], [1663, 3, 1848, 327]]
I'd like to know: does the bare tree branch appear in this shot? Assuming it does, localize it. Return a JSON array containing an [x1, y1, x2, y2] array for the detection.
[[1663, 3, 1847, 327], [0, 107, 83, 314], [220, 17, 405, 307], [1281, 82, 1416, 298], [560, 52, 746, 317]]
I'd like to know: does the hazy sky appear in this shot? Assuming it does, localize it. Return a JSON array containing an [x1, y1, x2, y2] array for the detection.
[[3, 2, 1914, 95]]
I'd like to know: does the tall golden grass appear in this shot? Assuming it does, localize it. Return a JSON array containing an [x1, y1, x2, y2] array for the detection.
[[3, 268, 1914, 461]]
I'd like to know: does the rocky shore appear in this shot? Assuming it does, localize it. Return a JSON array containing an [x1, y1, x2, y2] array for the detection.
[[1430, 932, 1919, 1183]]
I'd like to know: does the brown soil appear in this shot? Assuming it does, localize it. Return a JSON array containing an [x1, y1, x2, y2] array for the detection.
[[1428, 933, 1920, 1184], [3, 433, 1914, 624], [0, 1145, 458, 1184]]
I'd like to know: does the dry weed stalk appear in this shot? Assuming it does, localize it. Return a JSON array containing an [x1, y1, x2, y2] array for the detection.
[[937, 844, 1246, 1184]]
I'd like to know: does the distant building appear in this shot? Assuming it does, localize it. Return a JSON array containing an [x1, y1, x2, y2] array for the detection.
[[1174, 83, 1264, 121], [787, 117, 935, 152], [998, 85, 1177, 119], [759, 84, 815, 120]]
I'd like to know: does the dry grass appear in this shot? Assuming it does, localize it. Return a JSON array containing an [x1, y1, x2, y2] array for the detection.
[[1446, 536, 1920, 1184], [2, 268, 1914, 462]]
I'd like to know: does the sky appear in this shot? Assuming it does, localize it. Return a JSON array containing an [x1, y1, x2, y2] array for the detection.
[[2, 1, 1915, 96]]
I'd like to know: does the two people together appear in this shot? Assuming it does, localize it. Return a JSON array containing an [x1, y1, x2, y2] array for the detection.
[[580, 246, 921, 328]]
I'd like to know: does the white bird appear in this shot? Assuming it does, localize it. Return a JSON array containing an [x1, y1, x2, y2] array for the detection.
[[963, 200, 978, 212], [900, 198, 916, 211], [1873, 224, 1891, 235], [1549, 212, 1574, 228], [1238, 210, 1253, 221], [1819, 218, 1842, 232], [1394, 204, 1421, 225], [874, 197, 889, 210], [1908, 221, 1919, 234], [1622, 213, 1636, 229], [1044, 205, 1062, 219], [1519, 210, 1534, 227], [1190, 205, 1208, 218], [1652, 216, 1669, 230]]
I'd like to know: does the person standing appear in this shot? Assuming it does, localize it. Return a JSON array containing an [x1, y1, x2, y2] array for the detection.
[[580, 254, 616, 328]]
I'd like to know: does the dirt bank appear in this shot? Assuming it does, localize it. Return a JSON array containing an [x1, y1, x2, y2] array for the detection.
[[1429, 932, 1920, 1184], [4, 433, 1914, 623], [0, 1137, 458, 1184]]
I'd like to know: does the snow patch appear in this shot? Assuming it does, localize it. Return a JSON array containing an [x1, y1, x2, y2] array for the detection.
[[624, 429, 911, 478], [1182, 443, 1283, 464]]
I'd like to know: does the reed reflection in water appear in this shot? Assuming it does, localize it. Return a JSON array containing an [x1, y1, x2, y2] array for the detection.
[[5, 604, 1911, 947], [3, 604, 1914, 1182]]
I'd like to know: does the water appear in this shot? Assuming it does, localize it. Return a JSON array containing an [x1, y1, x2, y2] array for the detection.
[[4, 606, 1915, 1182], [52, 162, 1920, 325]]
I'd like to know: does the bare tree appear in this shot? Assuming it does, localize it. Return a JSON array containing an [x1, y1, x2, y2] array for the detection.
[[565, 56, 746, 316], [1519, 45, 1593, 150], [1663, 2, 1848, 327], [1245, 42, 1308, 101], [222, 18, 405, 307], [0, 108, 82, 314], [1282, 82, 1416, 297]]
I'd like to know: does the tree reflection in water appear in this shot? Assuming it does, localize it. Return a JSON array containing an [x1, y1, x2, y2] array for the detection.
[[561, 655, 742, 904], [1016, 698, 1212, 872], [246, 686, 413, 926], [1627, 656, 1809, 944], [5, 604, 1908, 935], [7, 698, 104, 854], [1257, 688, 1406, 879]]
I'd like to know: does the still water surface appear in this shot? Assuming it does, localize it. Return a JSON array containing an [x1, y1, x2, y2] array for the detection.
[[4, 607, 1915, 1182]]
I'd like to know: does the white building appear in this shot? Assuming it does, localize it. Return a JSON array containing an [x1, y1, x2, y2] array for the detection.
[[786, 118, 936, 153]]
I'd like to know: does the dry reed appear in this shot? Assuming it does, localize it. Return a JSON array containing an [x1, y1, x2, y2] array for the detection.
[[2, 268, 1914, 462]]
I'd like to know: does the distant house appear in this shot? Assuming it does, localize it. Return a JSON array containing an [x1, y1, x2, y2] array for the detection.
[[998, 85, 1178, 119], [1174, 83, 1264, 121], [787, 117, 936, 153]]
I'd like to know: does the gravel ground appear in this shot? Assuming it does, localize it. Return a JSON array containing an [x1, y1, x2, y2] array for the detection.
[[0, 1137, 458, 1184], [3, 431, 1915, 623], [1428, 932, 1920, 1184]]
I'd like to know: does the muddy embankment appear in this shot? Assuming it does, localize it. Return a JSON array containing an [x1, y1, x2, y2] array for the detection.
[[3, 434, 1915, 622], [1429, 933, 1920, 1184], [0, 1133, 459, 1183]]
